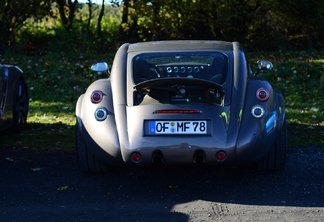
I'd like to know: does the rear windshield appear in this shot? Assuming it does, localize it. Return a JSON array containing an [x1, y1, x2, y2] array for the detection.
[[132, 52, 228, 85]]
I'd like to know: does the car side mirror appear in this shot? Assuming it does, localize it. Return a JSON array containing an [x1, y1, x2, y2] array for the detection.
[[253, 60, 273, 76], [91, 62, 110, 74]]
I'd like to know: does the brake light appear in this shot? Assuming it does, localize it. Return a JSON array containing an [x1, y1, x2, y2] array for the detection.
[[155, 109, 201, 114], [256, 88, 269, 101], [91, 90, 103, 103]]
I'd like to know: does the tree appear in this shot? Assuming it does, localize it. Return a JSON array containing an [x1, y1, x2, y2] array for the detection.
[[86, 0, 93, 35], [96, 0, 105, 37], [0, 0, 52, 52], [55, 0, 79, 31], [275, 0, 324, 50], [117, 0, 265, 43]]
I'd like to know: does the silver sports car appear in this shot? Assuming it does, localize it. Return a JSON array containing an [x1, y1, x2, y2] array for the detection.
[[76, 40, 286, 172], [0, 64, 28, 132]]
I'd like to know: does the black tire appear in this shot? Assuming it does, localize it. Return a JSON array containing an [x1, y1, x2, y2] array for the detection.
[[11, 78, 29, 132], [76, 126, 107, 173], [257, 120, 287, 171]]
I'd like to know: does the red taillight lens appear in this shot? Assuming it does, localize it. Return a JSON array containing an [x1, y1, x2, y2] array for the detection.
[[131, 152, 142, 163], [155, 109, 201, 114], [91, 90, 103, 103], [216, 151, 227, 162], [256, 88, 269, 101]]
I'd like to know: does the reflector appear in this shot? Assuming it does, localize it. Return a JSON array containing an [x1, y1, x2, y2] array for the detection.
[[155, 109, 201, 114], [216, 151, 227, 161], [131, 152, 142, 163]]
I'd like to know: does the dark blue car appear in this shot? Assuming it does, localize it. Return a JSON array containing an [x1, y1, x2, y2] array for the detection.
[[0, 64, 28, 132]]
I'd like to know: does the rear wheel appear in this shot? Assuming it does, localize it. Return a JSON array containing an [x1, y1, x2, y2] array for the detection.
[[12, 78, 28, 132], [257, 120, 287, 171], [76, 126, 107, 173]]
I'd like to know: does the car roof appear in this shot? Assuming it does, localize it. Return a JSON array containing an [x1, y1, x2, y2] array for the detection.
[[127, 40, 236, 53]]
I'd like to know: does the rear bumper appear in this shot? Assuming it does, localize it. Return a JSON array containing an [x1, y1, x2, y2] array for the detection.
[[121, 139, 237, 165], [77, 100, 283, 167]]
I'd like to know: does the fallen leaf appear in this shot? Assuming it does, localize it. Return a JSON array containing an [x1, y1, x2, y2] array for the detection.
[[30, 168, 41, 171], [57, 186, 69, 191], [5, 157, 14, 162]]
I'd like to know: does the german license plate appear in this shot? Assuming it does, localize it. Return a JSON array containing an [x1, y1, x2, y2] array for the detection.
[[149, 120, 207, 135]]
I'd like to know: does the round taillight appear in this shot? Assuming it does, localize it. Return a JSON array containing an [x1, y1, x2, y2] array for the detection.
[[94, 107, 107, 121], [91, 90, 103, 103], [216, 151, 227, 162], [251, 105, 265, 118], [131, 152, 142, 163], [256, 88, 269, 101]]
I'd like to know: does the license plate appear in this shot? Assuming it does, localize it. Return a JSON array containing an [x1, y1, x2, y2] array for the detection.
[[149, 120, 207, 135]]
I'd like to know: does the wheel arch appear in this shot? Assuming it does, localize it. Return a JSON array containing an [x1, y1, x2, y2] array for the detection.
[[76, 78, 122, 164], [235, 77, 280, 164]]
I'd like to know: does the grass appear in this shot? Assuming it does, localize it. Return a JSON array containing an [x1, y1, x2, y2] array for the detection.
[[0, 50, 323, 151]]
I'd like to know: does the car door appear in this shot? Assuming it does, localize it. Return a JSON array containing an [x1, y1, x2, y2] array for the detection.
[[0, 66, 5, 116]]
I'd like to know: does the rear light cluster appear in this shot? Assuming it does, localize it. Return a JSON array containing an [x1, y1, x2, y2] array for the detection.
[[91, 90, 108, 121], [251, 88, 269, 119], [155, 109, 201, 114]]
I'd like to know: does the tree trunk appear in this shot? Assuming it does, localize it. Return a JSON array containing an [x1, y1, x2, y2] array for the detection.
[[86, 0, 93, 35], [121, 0, 129, 24], [120, 0, 129, 41], [68, 0, 78, 30], [96, 0, 105, 38], [56, 0, 78, 31]]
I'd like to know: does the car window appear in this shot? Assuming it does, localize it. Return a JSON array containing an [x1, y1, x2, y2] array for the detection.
[[132, 52, 228, 85]]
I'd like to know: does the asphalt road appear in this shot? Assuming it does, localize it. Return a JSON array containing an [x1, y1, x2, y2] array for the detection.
[[1, 146, 324, 222]]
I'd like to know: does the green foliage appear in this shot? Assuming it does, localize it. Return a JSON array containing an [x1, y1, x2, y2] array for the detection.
[[118, 0, 324, 51], [2, 0, 324, 52], [0, 0, 52, 51], [276, 0, 324, 50], [12, 3, 122, 55]]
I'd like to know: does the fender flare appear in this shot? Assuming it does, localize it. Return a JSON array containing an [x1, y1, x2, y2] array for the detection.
[[75, 79, 122, 164]]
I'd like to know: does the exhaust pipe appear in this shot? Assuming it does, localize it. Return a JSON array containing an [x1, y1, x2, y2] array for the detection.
[[152, 152, 164, 165], [193, 151, 206, 164]]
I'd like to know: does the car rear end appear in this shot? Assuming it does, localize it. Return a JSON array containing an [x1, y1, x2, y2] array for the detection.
[[116, 41, 240, 165]]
